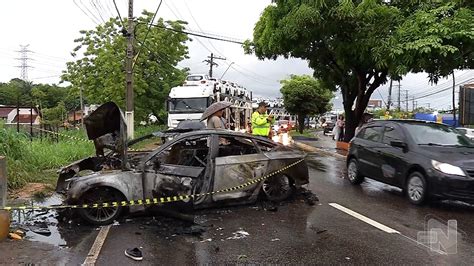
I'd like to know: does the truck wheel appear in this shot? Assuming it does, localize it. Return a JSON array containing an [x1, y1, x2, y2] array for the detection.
[[77, 187, 125, 225]]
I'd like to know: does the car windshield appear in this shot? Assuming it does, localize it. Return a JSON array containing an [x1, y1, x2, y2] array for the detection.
[[186, 75, 204, 81], [168, 98, 208, 113], [403, 123, 474, 147]]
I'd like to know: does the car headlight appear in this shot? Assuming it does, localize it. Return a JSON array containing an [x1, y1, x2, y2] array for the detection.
[[431, 160, 466, 177]]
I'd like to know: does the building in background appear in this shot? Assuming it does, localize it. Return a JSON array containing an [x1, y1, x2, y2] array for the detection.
[[0, 105, 41, 125], [367, 99, 383, 110]]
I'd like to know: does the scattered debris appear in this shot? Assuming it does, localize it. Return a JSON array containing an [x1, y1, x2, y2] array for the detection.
[[214, 246, 220, 253], [177, 224, 206, 236], [271, 238, 280, 242], [14, 229, 26, 237], [294, 187, 319, 206], [238, 255, 248, 260], [125, 248, 143, 261], [262, 201, 278, 212], [112, 220, 120, 226], [316, 229, 327, 234], [345, 257, 351, 261], [200, 238, 212, 243], [227, 230, 250, 240], [28, 223, 51, 236], [8, 233, 22, 240]]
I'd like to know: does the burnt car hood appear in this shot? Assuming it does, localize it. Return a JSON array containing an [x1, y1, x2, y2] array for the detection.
[[84, 102, 127, 156]]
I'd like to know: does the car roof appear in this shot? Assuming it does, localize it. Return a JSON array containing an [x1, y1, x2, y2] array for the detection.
[[366, 119, 446, 127], [175, 129, 274, 143]]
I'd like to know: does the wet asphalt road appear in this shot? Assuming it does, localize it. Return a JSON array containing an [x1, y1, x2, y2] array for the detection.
[[2, 137, 474, 265]]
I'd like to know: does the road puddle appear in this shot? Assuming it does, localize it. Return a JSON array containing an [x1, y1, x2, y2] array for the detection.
[[9, 193, 93, 247]]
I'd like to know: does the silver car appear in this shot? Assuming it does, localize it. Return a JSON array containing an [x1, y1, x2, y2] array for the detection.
[[56, 102, 309, 225]]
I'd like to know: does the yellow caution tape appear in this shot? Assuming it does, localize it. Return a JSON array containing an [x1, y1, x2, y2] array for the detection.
[[0, 159, 304, 211], [31, 126, 141, 152]]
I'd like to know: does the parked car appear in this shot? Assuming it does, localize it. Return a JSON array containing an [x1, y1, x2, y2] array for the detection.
[[456, 127, 474, 140], [347, 120, 474, 205], [183, 74, 213, 86], [56, 102, 309, 225], [322, 120, 335, 135]]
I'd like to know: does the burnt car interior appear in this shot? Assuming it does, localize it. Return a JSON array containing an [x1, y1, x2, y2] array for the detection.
[[217, 136, 259, 157]]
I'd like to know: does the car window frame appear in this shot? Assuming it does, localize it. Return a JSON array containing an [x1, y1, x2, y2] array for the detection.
[[381, 123, 406, 146], [359, 124, 383, 143]]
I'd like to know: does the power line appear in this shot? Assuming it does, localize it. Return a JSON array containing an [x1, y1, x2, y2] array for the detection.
[[89, 0, 107, 23], [402, 77, 474, 101], [78, 0, 102, 25], [133, 0, 163, 70], [73, 0, 100, 25], [113, 0, 125, 27]]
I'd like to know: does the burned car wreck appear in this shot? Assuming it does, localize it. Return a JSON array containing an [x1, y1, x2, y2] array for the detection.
[[56, 102, 309, 225]]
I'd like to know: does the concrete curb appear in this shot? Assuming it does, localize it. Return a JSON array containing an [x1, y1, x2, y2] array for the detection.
[[293, 142, 347, 159]]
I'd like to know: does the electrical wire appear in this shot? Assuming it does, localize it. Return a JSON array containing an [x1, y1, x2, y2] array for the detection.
[[133, 0, 163, 70], [90, 0, 107, 23], [73, 0, 100, 25], [113, 0, 125, 28], [78, 0, 103, 25]]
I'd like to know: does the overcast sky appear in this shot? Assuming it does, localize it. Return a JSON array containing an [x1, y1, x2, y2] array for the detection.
[[0, 0, 472, 110]]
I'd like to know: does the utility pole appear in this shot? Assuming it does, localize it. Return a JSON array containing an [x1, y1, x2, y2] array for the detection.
[[412, 96, 415, 112], [80, 85, 84, 128], [394, 81, 401, 111], [387, 79, 393, 110], [405, 90, 409, 112], [125, 0, 134, 139], [204, 53, 225, 78], [452, 72, 456, 126]]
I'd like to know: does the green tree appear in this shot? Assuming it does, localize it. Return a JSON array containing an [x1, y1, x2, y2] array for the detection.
[[246, 0, 474, 141], [280, 75, 333, 133], [61, 11, 190, 123]]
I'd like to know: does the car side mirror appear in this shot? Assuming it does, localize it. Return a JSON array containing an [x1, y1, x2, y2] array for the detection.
[[390, 141, 407, 150]]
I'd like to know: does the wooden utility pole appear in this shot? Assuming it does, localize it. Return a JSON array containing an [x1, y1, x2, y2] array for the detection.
[[405, 90, 409, 112], [80, 85, 84, 128], [125, 0, 134, 138], [452, 72, 457, 126], [387, 79, 393, 110], [204, 53, 225, 78]]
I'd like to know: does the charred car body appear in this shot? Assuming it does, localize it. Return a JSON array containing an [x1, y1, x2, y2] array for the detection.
[[56, 102, 309, 225]]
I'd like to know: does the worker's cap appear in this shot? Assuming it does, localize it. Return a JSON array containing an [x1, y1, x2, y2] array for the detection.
[[258, 101, 269, 107]]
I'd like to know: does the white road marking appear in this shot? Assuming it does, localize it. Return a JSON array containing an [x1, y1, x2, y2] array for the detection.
[[329, 203, 447, 255], [329, 203, 400, 234], [83, 225, 112, 265]]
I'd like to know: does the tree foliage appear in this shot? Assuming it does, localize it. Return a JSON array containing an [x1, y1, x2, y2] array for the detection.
[[246, 0, 474, 141], [61, 11, 190, 123], [280, 75, 333, 133], [0, 79, 76, 110]]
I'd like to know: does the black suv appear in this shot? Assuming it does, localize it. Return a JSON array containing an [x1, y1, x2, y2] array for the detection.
[[347, 120, 474, 205]]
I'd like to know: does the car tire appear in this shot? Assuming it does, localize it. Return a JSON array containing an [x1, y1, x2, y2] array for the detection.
[[406, 172, 428, 205], [347, 159, 364, 185], [77, 187, 125, 225], [262, 175, 293, 202]]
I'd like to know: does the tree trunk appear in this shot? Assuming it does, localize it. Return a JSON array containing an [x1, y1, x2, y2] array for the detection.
[[298, 114, 305, 134]]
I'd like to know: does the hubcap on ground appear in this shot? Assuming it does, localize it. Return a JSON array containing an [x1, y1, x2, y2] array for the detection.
[[408, 176, 424, 201]]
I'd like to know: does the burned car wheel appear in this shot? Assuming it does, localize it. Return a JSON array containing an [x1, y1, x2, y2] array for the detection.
[[262, 175, 293, 202], [77, 187, 125, 225]]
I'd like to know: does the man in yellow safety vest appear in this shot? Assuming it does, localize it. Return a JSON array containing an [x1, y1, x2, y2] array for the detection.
[[252, 101, 274, 138]]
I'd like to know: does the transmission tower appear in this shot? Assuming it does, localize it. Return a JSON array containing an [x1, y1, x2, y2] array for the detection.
[[16, 44, 32, 81]]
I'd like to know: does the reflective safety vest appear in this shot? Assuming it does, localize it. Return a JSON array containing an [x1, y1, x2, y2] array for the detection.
[[251, 111, 273, 137]]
